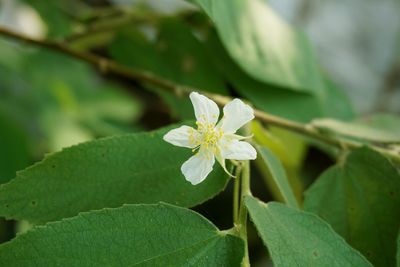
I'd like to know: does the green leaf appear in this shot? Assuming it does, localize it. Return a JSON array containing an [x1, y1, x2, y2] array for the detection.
[[304, 147, 400, 266], [109, 20, 227, 119], [322, 79, 355, 120], [363, 114, 400, 136], [0, 125, 229, 224], [193, 0, 325, 93], [5, 48, 142, 150], [252, 121, 306, 201], [0, 203, 244, 266], [245, 196, 372, 267], [0, 108, 31, 184], [397, 232, 400, 267], [21, 0, 74, 37], [205, 31, 353, 122], [312, 114, 400, 143], [254, 145, 299, 209]]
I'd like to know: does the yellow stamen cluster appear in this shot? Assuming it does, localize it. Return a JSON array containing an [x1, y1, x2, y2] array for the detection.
[[188, 115, 224, 157], [200, 123, 223, 145]]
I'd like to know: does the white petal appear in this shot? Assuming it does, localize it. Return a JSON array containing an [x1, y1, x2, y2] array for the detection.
[[181, 148, 215, 185], [219, 137, 257, 160], [163, 126, 199, 148], [220, 98, 254, 133], [215, 147, 234, 177], [189, 92, 219, 125]]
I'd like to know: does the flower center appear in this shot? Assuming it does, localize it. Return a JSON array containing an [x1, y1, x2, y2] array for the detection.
[[196, 121, 223, 149]]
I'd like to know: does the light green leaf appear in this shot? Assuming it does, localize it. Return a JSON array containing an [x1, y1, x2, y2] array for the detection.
[[0, 203, 244, 266], [254, 145, 299, 209], [193, 0, 325, 93], [0, 125, 229, 224], [252, 121, 306, 201], [304, 147, 400, 266], [205, 31, 353, 122], [312, 115, 400, 143], [245, 196, 372, 267], [363, 114, 400, 136], [322, 79, 355, 120]]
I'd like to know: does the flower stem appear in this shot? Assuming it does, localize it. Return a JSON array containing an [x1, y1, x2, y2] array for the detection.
[[237, 161, 251, 267], [233, 164, 242, 224]]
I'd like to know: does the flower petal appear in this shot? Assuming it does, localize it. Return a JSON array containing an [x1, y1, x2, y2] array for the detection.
[[163, 125, 199, 148], [219, 137, 257, 160], [215, 147, 234, 177], [220, 98, 254, 133], [181, 148, 215, 185], [189, 92, 219, 125]]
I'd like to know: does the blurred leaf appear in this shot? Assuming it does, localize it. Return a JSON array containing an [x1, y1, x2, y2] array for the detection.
[[245, 197, 372, 267], [0, 47, 142, 152], [109, 19, 227, 119], [193, 0, 325, 94], [252, 121, 305, 202], [363, 114, 400, 134], [41, 112, 93, 152], [312, 114, 400, 143], [304, 147, 400, 266], [0, 124, 229, 224], [254, 145, 299, 209], [0, 203, 244, 266], [21, 0, 74, 37], [0, 109, 31, 184], [397, 232, 400, 267], [322, 79, 355, 120], [252, 121, 306, 170], [80, 88, 142, 123], [206, 31, 354, 122]]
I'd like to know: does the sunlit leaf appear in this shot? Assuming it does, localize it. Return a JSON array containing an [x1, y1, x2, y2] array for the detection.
[[252, 121, 307, 171], [193, 0, 325, 93], [205, 31, 353, 122]]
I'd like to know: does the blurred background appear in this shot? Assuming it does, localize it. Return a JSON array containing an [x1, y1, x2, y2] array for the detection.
[[0, 0, 399, 265]]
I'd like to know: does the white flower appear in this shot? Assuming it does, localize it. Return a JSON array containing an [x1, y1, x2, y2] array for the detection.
[[163, 92, 257, 185]]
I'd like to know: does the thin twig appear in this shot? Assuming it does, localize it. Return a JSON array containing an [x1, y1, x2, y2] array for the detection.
[[0, 26, 398, 162]]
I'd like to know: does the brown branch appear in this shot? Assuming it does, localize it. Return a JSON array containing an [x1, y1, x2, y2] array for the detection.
[[0, 26, 398, 162]]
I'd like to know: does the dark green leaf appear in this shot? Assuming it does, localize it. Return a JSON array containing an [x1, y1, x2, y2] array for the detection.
[[0, 108, 31, 184], [304, 147, 400, 266], [109, 20, 227, 119], [245, 197, 372, 267], [0, 203, 244, 266], [397, 232, 400, 267], [0, 125, 229, 224]]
